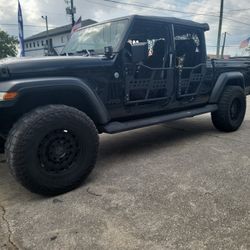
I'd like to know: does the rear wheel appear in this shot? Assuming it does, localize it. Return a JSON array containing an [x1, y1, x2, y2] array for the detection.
[[5, 105, 99, 196], [211, 86, 246, 132]]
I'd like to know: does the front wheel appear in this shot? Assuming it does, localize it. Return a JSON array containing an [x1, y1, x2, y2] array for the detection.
[[5, 105, 99, 196], [211, 86, 246, 132]]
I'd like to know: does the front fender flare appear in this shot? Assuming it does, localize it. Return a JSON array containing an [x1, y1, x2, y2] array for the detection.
[[1, 77, 110, 124]]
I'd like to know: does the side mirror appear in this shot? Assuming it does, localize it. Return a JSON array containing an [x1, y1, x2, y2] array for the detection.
[[131, 42, 148, 63]]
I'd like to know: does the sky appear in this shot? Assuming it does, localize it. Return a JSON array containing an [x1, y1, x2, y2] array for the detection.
[[0, 0, 250, 56]]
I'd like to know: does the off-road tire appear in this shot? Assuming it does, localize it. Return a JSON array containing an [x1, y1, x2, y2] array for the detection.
[[0, 137, 5, 154], [5, 105, 99, 196], [211, 86, 246, 132]]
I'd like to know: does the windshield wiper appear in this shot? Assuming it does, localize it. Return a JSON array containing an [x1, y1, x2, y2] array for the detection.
[[76, 49, 96, 56], [60, 52, 74, 56]]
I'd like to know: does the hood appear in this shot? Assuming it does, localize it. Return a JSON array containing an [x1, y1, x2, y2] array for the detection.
[[0, 56, 110, 79]]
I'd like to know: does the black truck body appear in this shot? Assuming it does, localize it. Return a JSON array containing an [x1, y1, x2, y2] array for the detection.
[[0, 15, 249, 195]]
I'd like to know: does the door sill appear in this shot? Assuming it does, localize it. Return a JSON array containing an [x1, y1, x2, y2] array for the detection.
[[103, 104, 217, 134]]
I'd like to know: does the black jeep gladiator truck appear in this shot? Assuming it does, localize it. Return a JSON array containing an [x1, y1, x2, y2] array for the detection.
[[0, 15, 250, 195]]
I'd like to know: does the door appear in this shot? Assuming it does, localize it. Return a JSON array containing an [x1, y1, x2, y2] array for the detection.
[[122, 20, 175, 107], [173, 25, 207, 98]]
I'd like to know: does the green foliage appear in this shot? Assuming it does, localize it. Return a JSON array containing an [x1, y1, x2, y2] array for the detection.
[[0, 29, 19, 59]]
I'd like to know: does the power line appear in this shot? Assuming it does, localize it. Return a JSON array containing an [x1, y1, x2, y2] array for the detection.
[[102, 0, 250, 27], [89, 0, 250, 24], [226, 7, 250, 12], [221, 17, 250, 27], [0, 23, 46, 28], [86, 0, 128, 10], [103, 0, 222, 18], [100, 0, 250, 53]]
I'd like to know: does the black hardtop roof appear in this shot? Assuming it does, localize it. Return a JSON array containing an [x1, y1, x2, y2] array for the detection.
[[132, 15, 209, 31], [77, 15, 209, 31]]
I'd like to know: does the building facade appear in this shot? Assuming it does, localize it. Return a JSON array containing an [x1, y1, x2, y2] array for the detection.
[[24, 19, 96, 57]]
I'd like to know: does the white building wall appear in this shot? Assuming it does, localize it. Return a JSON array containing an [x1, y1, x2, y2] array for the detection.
[[24, 32, 70, 57]]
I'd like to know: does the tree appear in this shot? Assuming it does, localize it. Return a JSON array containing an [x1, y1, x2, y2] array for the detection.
[[0, 30, 19, 59]]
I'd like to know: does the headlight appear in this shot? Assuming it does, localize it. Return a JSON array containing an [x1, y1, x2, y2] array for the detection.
[[0, 92, 18, 101]]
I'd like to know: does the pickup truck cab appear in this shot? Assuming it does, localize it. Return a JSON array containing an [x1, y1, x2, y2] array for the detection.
[[0, 15, 249, 195]]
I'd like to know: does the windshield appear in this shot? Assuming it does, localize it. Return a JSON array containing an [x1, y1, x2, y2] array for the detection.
[[61, 19, 129, 55]]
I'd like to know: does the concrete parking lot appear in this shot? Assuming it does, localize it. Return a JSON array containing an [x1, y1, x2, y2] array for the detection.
[[0, 99, 250, 250]]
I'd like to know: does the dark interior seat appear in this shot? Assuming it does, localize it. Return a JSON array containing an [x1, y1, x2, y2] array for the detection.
[[175, 39, 197, 67], [146, 40, 165, 68], [176, 39, 198, 79], [123, 42, 132, 63]]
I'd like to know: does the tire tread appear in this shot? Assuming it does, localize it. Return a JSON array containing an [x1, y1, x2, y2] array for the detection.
[[211, 86, 246, 132], [5, 105, 99, 195]]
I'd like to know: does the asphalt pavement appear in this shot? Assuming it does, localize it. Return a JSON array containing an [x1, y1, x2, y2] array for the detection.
[[0, 99, 250, 250]]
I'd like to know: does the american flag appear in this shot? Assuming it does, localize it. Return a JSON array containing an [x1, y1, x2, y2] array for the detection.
[[71, 17, 82, 34], [240, 37, 250, 49]]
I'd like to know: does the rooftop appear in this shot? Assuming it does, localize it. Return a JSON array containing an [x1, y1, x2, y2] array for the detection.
[[25, 19, 97, 41]]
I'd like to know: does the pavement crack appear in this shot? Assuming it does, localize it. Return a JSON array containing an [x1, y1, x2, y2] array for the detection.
[[86, 187, 102, 197], [0, 204, 19, 250]]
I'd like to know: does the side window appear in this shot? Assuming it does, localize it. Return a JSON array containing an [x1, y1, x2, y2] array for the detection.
[[123, 20, 173, 103], [125, 20, 170, 68], [174, 26, 207, 97], [174, 26, 203, 68]]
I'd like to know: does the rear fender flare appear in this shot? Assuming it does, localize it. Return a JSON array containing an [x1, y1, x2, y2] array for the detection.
[[209, 72, 245, 103]]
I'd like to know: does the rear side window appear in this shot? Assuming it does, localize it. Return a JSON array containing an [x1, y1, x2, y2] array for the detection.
[[174, 25, 204, 67]]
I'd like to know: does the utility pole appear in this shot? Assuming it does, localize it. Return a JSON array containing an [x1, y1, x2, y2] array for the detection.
[[65, 0, 76, 26], [216, 0, 224, 58], [70, 0, 75, 26], [41, 15, 50, 56], [221, 32, 227, 59]]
